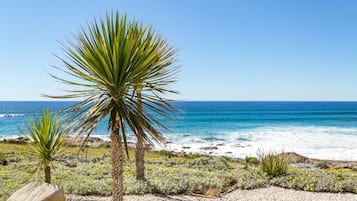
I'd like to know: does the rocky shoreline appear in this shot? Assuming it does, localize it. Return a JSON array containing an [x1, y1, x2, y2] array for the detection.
[[2, 136, 357, 169]]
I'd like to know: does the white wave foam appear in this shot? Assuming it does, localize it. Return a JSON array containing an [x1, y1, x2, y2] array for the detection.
[[2, 126, 357, 161], [0, 113, 25, 118], [154, 126, 357, 161], [0, 134, 25, 141]]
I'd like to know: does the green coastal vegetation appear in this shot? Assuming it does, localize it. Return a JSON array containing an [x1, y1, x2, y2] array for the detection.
[[1, 142, 357, 201], [2, 10, 357, 201]]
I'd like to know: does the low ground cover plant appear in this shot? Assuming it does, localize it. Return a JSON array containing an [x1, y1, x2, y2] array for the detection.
[[1, 143, 357, 201]]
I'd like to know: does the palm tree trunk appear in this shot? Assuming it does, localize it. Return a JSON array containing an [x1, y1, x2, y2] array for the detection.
[[136, 87, 145, 180], [45, 165, 51, 183], [136, 131, 145, 180], [111, 118, 124, 201]]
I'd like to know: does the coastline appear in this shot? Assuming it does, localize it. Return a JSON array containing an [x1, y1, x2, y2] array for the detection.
[[3, 135, 357, 169], [2, 102, 357, 161]]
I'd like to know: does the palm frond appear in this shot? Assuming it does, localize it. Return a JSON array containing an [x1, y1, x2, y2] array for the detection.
[[46, 11, 179, 149]]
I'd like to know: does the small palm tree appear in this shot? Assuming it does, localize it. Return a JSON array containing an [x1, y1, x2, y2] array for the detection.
[[24, 109, 65, 183], [47, 12, 178, 201]]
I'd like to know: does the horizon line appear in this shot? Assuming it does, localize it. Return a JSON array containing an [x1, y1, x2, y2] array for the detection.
[[2, 99, 357, 102]]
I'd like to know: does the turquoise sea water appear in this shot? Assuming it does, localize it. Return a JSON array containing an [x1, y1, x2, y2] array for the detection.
[[1, 101, 357, 160]]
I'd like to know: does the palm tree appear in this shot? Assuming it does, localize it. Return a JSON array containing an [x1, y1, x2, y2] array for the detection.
[[24, 109, 66, 183], [47, 12, 178, 201]]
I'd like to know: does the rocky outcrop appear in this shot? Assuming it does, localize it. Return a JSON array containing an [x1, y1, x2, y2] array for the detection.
[[64, 136, 109, 148], [3, 137, 27, 144], [7, 182, 65, 201], [199, 146, 218, 150], [279, 152, 357, 169]]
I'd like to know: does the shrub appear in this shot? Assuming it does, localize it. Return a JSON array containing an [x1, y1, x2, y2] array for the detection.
[[244, 156, 259, 168], [156, 150, 173, 158], [270, 167, 357, 193], [232, 166, 268, 189], [316, 161, 329, 169], [259, 151, 288, 177], [189, 157, 229, 170], [185, 153, 206, 159], [0, 152, 8, 165]]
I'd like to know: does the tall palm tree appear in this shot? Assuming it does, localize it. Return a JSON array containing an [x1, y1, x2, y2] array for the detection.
[[24, 109, 66, 183], [47, 12, 178, 201]]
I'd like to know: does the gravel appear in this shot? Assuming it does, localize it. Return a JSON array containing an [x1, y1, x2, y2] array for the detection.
[[66, 186, 357, 201]]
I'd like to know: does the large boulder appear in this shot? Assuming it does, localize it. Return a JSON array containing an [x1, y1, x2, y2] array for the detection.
[[7, 182, 65, 201]]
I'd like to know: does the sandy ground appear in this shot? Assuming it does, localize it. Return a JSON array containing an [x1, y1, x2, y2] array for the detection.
[[66, 186, 357, 201]]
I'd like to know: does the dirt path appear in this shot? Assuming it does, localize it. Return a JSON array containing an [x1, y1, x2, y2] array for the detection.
[[66, 186, 357, 201]]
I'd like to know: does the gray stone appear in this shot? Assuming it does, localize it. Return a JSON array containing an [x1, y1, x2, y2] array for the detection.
[[7, 182, 65, 201], [199, 146, 218, 150]]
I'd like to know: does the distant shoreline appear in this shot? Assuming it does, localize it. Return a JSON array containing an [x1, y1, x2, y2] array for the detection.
[[3, 135, 357, 168]]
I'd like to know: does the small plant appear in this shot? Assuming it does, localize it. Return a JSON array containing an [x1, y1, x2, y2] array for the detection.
[[185, 153, 205, 159], [244, 156, 259, 168], [97, 143, 110, 149], [24, 109, 66, 183], [0, 152, 8, 165], [157, 150, 173, 158], [259, 150, 288, 177], [316, 161, 329, 169]]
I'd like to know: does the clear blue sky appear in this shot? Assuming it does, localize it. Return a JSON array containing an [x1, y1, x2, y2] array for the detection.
[[1, 0, 357, 101]]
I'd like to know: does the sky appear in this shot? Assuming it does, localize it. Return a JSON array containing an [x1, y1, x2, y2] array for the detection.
[[1, 0, 357, 101]]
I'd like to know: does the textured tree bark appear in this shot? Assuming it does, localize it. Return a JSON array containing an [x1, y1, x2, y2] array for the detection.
[[45, 165, 51, 183], [136, 131, 145, 180], [111, 118, 124, 201], [136, 88, 145, 180]]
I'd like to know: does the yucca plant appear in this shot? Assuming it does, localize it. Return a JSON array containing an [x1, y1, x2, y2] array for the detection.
[[47, 12, 178, 201], [24, 109, 66, 183]]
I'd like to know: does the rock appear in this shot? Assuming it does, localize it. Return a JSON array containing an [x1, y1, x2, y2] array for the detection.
[[200, 146, 218, 150], [278, 152, 310, 163], [4, 137, 27, 144], [202, 137, 225, 141], [172, 152, 185, 157], [7, 182, 65, 201], [0, 159, 8, 165], [64, 136, 116, 149], [216, 143, 225, 146], [231, 144, 245, 148], [236, 137, 251, 141], [87, 137, 103, 143], [278, 152, 357, 169], [182, 146, 191, 149], [290, 163, 316, 168], [63, 160, 77, 168]]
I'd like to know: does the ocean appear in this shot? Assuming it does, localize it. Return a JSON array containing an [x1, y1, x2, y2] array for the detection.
[[1, 101, 357, 160]]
